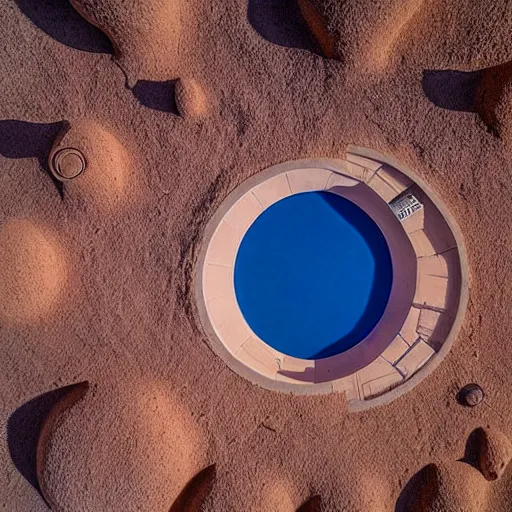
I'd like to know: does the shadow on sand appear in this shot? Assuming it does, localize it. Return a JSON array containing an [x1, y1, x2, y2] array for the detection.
[[16, 0, 112, 53], [169, 464, 216, 512], [247, 0, 321, 54], [132, 80, 179, 114], [395, 463, 438, 511], [0, 119, 65, 197], [7, 384, 81, 500], [422, 69, 482, 112]]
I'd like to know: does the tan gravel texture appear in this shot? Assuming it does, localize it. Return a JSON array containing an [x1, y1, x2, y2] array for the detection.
[[1, 0, 512, 510]]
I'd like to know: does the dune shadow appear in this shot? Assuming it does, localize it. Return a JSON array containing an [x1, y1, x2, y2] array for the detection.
[[247, 0, 321, 54], [422, 69, 482, 113], [458, 428, 484, 470], [132, 80, 179, 114], [169, 464, 216, 512], [310, 192, 393, 359], [395, 464, 439, 512], [16, 0, 112, 53], [0, 119, 65, 196], [297, 495, 322, 512], [0, 120, 63, 164], [6, 384, 81, 499]]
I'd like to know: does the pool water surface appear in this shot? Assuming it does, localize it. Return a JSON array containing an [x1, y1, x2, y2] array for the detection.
[[234, 191, 393, 359]]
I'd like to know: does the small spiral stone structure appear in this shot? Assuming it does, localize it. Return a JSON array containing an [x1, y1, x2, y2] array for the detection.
[[50, 148, 87, 181]]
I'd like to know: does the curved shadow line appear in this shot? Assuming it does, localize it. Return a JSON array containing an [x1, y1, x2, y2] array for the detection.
[[169, 464, 216, 512], [7, 384, 81, 500], [311, 192, 393, 359], [131, 80, 180, 114], [395, 463, 439, 512]]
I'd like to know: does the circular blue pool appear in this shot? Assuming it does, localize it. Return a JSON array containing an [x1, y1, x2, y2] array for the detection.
[[234, 191, 393, 360]]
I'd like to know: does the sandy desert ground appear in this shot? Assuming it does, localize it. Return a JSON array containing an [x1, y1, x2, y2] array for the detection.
[[1, 0, 512, 510]]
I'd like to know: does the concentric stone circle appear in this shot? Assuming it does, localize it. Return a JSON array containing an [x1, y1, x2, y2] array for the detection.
[[51, 147, 87, 181], [195, 149, 468, 411]]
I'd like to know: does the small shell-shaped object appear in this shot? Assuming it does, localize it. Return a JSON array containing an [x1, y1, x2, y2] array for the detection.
[[175, 78, 208, 119], [458, 384, 484, 407], [478, 428, 512, 481]]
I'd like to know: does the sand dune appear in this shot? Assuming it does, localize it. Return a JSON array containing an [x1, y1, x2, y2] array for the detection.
[[169, 464, 216, 512], [477, 428, 512, 482], [297, 0, 335, 59], [36, 382, 89, 509], [2, 0, 512, 510], [69, 0, 182, 84], [175, 78, 209, 119], [298, 0, 424, 72], [37, 380, 207, 511], [296, 495, 322, 512], [0, 220, 67, 326], [400, 461, 489, 512], [258, 477, 297, 512], [425, 462, 488, 512], [476, 60, 512, 140]]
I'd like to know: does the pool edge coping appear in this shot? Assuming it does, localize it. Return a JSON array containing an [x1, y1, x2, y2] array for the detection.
[[345, 146, 470, 412]]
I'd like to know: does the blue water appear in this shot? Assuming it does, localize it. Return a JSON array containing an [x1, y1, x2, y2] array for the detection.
[[234, 191, 393, 359]]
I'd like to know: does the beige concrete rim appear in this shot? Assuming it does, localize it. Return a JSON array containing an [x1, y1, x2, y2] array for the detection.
[[345, 147, 469, 411]]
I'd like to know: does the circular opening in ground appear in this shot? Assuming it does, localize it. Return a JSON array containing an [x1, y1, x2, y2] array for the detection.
[[234, 191, 393, 359]]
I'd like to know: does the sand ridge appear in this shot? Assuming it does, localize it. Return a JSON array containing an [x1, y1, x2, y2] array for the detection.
[[2, 0, 512, 510], [298, 0, 425, 73], [418, 461, 489, 512], [296, 495, 322, 512], [168, 464, 216, 512], [476, 60, 512, 140], [477, 427, 512, 482], [36, 382, 89, 510], [398, 426, 512, 511]]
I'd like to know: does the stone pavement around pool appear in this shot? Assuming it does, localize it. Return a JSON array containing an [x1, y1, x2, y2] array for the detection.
[[198, 153, 466, 411]]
